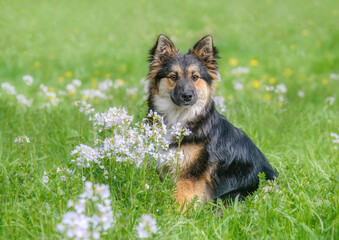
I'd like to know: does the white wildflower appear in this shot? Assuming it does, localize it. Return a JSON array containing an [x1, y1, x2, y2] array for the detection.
[[57, 182, 114, 240], [16, 94, 33, 107], [329, 73, 338, 80], [298, 90, 305, 98], [265, 86, 274, 91], [233, 81, 243, 90], [43, 175, 49, 183], [92, 107, 133, 132], [74, 100, 95, 115], [81, 89, 107, 99], [66, 84, 76, 93], [14, 136, 30, 143], [114, 79, 124, 89], [71, 144, 101, 168], [72, 79, 82, 87], [1, 82, 17, 95], [22, 75, 34, 86], [171, 123, 192, 140], [98, 79, 113, 91], [145, 184, 149, 190], [275, 84, 287, 94], [325, 97, 335, 105], [231, 67, 250, 75], [136, 215, 157, 238], [126, 88, 138, 95]]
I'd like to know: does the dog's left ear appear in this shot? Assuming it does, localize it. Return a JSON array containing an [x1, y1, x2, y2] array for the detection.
[[189, 36, 220, 80]]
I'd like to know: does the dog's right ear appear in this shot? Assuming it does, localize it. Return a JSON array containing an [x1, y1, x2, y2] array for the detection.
[[148, 34, 178, 63]]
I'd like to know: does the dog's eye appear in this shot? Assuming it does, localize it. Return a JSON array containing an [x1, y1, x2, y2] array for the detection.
[[170, 75, 177, 81], [192, 74, 199, 81]]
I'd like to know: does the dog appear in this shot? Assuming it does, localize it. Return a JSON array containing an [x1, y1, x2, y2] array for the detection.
[[146, 34, 278, 209]]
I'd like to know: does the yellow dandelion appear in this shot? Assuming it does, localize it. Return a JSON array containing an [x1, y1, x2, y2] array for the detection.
[[302, 29, 310, 36], [215, 82, 219, 88], [48, 87, 54, 92], [105, 73, 111, 79], [34, 61, 41, 68], [82, 95, 89, 100], [91, 78, 97, 89], [250, 59, 259, 67], [229, 58, 239, 66], [58, 76, 65, 83], [283, 68, 293, 77], [290, 44, 296, 50], [65, 71, 72, 78], [264, 94, 271, 100], [269, 77, 276, 84], [321, 78, 328, 85], [69, 91, 76, 96], [251, 80, 261, 89]]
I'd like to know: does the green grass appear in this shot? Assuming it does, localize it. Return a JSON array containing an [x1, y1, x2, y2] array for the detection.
[[0, 0, 338, 239]]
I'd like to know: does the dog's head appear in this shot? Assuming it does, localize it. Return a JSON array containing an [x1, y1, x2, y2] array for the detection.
[[147, 35, 219, 122]]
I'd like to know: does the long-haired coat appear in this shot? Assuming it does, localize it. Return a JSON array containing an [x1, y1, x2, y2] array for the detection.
[[147, 35, 277, 208]]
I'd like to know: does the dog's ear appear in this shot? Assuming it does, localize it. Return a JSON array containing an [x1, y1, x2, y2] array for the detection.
[[189, 36, 220, 80], [148, 34, 178, 63]]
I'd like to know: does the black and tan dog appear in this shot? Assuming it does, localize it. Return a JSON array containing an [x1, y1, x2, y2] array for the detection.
[[147, 34, 277, 208]]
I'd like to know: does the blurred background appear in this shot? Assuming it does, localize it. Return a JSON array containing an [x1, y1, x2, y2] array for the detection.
[[1, 0, 338, 94]]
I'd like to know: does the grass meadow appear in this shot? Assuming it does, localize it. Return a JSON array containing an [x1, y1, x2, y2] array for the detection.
[[0, 0, 338, 239]]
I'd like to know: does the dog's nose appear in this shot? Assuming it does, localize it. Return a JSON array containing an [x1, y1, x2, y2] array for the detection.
[[181, 92, 193, 102]]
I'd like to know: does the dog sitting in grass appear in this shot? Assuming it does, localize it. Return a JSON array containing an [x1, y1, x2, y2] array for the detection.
[[146, 34, 277, 208]]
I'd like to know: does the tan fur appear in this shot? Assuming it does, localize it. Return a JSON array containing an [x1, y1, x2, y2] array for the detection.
[[175, 171, 213, 211], [161, 143, 213, 211], [178, 144, 203, 172]]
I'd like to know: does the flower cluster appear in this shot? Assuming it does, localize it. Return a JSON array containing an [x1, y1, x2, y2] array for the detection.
[[265, 83, 288, 103], [136, 214, 157, 238], [74, 101, 95, 115], [91, 107, 133, 132], [22, 75, 34, 86], [71, 144, 103, 168], [39, 84, 61, 107], [1, 82, 17, 95], [57, 182, 114, 240], [14, 136, 30, 143], [325, 97, 335, 106], [171, 123, 192, 140], [231, 67, 250, 75], [16, 94, 33, 107]]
